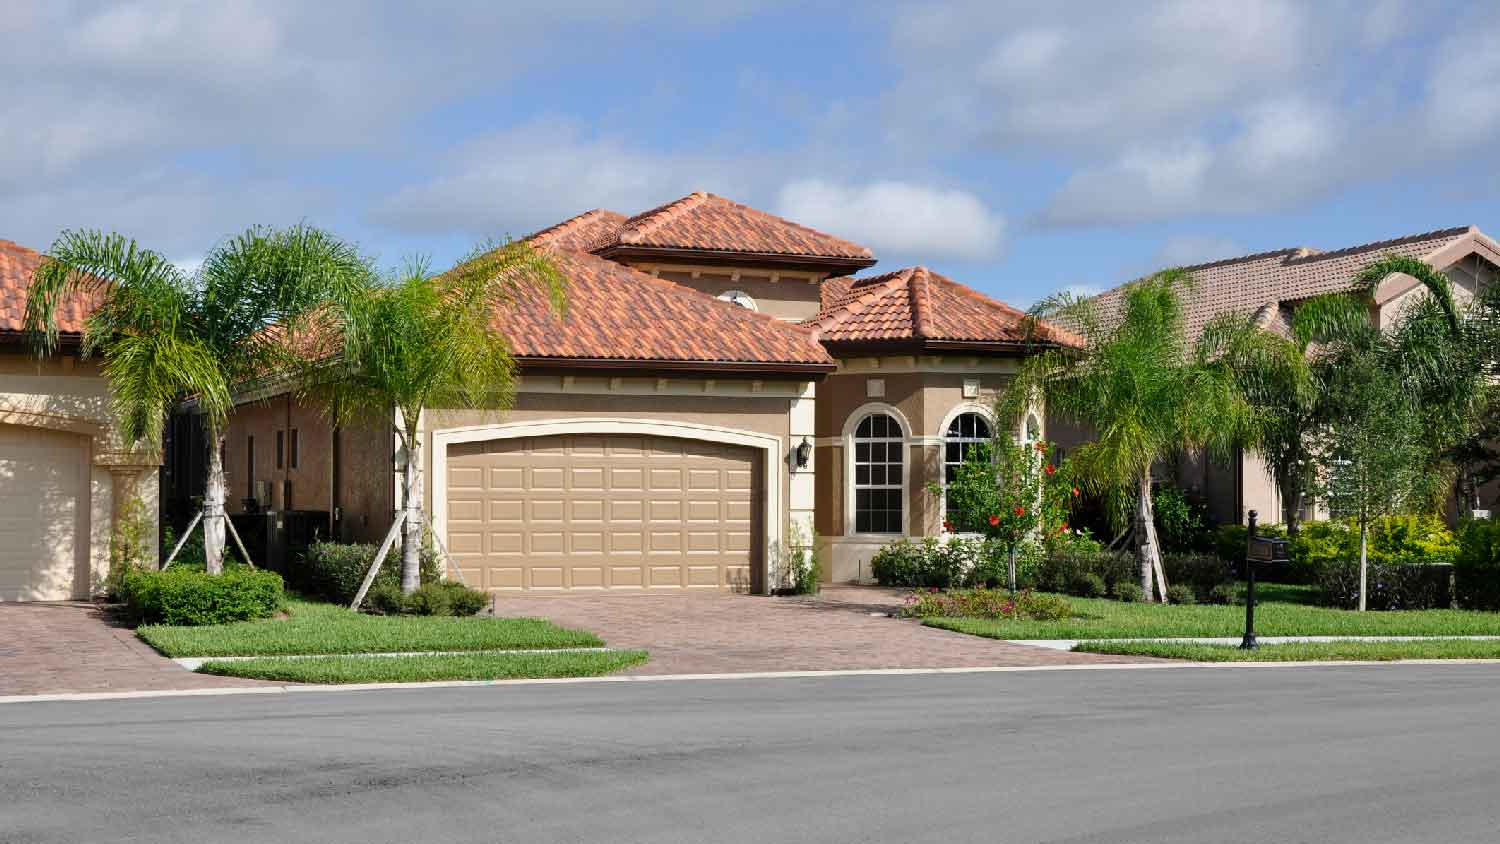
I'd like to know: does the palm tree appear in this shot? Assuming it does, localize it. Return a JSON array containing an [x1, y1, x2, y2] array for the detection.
[[1008, 269, 1257, 600], [25, 226, 370, 573], [299, 240, 565, 596]]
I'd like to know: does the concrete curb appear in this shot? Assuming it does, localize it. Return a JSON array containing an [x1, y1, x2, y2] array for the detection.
[[7, 658, 1500, 706], [1013, 635, 1500, 651]]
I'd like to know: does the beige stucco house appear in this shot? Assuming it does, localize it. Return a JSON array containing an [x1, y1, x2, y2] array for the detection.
[[0, 239, 160, 601], [179, 192, 1075, 594], [1080, 225, 1500, 528]]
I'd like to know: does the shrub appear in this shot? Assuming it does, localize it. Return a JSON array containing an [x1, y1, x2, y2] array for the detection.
[[1166, 584, 1195, 605], [1153, 485, 1212, 552], [1069, 572, 1106, 599], [1163, 552, 1235, 602], [1315, 561, 1453, 610], [105, 497, 155, 600], [902, 588, 1073, 621], [870, 538, 971, 588], [440, 582, 491, 616], [1208, 582, 1244, 605], [1035, 547, 1135, 594], [365, 583, 406, 615], [296, 541, 440, 604], [362, 580, 489, 616], [1454, 519, 1500, 610], [1115, 582, 1144, 603], [404, 582, 452, 616], [870, 539, 928, 587], [122, 568, 284, 626]]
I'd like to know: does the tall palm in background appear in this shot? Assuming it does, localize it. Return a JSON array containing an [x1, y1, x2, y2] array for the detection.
[[1008, 269, 1257, 600], [298, 240, 565, 597], [25, 226, 370, 573]]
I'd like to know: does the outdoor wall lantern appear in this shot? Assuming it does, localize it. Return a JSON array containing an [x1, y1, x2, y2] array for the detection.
[[794, 437, 812, 470]]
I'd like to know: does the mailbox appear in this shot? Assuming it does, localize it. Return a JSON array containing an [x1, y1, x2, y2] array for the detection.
[[1247, 535, 1290, 562]]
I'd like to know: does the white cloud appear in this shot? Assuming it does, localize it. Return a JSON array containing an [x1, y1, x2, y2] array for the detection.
[[371, 119, 752, 237], [1151, 235, 1244, 268], [775, 180, 1005, 260]]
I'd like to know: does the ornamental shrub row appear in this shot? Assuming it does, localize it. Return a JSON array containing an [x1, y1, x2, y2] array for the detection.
[[365, 581, 491, 616], [901, 588, 1073, 621], [121, 567, 285, 626], [294, 541, 441, 604], [1455, 519, 1500, 610], [1315, 561, 1453, 610]]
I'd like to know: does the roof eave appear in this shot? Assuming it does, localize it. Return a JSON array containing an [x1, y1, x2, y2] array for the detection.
[[594, 244, 877, 276], [514, 355, 837, 376], [819, 337, 1067, 357]]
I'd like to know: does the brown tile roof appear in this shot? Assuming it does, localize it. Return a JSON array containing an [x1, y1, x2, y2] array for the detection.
[[600, 192, 876, 264], [501, 241, 835, 370], [0, 239, 96, 337], [1090, 226, 1485, 340], [807, 266, 1082, 349], [526, 208, 626, 253]]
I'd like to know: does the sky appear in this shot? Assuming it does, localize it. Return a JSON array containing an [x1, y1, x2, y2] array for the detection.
[[4, 0, 1499, 307]]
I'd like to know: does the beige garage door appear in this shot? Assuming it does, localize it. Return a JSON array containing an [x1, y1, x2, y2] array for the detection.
[[0, 424, 86, 602], [446, 434, 762, 592]]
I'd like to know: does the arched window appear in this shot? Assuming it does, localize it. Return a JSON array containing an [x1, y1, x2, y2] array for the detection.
[[853, 413, 904, 533], [944, 412, 993, 519], [1023, 412, 1042, 443]]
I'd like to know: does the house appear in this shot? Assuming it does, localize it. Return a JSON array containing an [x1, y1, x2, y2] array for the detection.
[[0, 239, 160, 601], [181, 192, 1076, 594], [1076, 225, 1500, 528]]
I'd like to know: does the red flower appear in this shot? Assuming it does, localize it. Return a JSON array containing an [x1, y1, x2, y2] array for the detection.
[[1013, 505, 1026, 517], [1034, 442, 1047, 452], [942, 520, 954, 532], [1044, 464, 1056, 476], [1060, 522, 1070, 532], [988, 514, 1001, 527], [1071, 487, 1081, 498]]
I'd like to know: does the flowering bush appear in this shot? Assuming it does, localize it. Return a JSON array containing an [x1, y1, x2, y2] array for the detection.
[[901, 587, 1073, 621]]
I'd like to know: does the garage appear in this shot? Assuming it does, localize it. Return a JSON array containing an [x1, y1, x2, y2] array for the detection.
[[0, 423, 88, 602], [444, 433, 762, 593]]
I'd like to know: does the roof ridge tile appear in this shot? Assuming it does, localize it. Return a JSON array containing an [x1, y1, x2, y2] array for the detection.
[[1282, 225, 1473, 265]]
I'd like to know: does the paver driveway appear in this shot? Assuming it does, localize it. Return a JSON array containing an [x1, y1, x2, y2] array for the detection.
[[0, 602, 264, 697], [490, 585, 1143, 675]]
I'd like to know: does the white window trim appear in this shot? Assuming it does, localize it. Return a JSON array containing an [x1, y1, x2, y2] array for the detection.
[[938, 403, 996, 523], [843, 402, 912, 537], [428, 418, 784, 594]]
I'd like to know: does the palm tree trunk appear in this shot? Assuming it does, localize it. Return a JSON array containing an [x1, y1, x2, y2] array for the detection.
[[400, 431, 423, 595], [1279, 475, 1303, 537], [1358, 518, 1369, 612], [203, 425, 227, 575], [1136, 473, 1161, 600]]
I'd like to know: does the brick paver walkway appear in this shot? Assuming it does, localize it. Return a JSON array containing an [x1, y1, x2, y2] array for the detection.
[[0, 603, 265, 696], [491, 585, 1145, 675]]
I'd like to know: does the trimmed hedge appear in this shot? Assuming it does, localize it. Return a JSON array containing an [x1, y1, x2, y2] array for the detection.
[[365, 581, 490, 616], [1455, 519, 1500, 610], [869, 537, 1021, 589], [121, 568, 285, 626], [294, 541, 441, 604], [1033, 548, 1135, 596], [1315, 561, 1453, 610]]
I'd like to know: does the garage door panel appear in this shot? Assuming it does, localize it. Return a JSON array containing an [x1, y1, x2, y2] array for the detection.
[[0, 425, 84, 602], [447, 432, 761, 593]]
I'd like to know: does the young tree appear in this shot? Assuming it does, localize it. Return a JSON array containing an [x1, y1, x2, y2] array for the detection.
[[1008, 269, 1256, 600], [25, 227, 369, 573], [300, 241, 564, 595], [938, 438, 1074, 591]]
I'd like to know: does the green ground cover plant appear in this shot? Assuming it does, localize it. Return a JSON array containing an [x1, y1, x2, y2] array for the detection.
[[138, 598, 601, 657], [196, 649, 648, 683], [1074, 639, 1500, 662]]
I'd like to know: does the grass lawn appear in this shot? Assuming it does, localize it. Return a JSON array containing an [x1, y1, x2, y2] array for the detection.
[[139, 599, 604, 657], [921, 586, 1500, 641], [196, 649, 650, 683], [1075, 639, 1500, 662]]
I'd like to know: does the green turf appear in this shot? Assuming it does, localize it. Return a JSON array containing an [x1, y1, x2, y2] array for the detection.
[[196, 649, 650, 683], [138, 599, 603, 657], [1074, 639, 1500, 662], [921, 589, 1500, 641]]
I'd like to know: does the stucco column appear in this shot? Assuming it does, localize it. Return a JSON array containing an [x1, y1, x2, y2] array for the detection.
[[95, 449, 163, 568]]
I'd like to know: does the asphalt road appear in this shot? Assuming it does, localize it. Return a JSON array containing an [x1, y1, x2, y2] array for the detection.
[[4, 665, 1500, 843]]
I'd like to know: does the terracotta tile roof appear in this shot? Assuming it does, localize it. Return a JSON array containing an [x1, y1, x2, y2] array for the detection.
[[499, 241, 835, 370], [601, 192, 876, 264], [807, 266, 1082, 349], [1090, 226, 1483, 340], [0, 239, 97, 337], [526, 208, 626, 253]]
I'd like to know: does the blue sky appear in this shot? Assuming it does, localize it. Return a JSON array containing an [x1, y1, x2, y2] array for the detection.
[[3, 0, 1498, 306]]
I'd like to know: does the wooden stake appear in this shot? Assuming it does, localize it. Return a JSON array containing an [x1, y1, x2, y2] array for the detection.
[[222, 514, 256, 570], [422, 513, 468, 587], [162, 511, 203, 569], [350, 511, 407, 611]]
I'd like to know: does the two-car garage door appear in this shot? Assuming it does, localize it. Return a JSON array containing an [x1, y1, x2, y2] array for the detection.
[[445, 434, 763, 592], [0, 424, 86, 602]]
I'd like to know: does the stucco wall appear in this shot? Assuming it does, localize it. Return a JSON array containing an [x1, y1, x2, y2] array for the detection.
[[652, 269, 823, 321], [0, 349, 160, 597]]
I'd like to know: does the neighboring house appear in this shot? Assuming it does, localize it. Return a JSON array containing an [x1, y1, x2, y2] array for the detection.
[[1074, 225, 1500, 528], [174, 192, 1075, 593], [0, 239, 159, 601]]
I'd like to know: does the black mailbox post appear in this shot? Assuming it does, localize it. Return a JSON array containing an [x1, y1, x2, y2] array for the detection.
[[1242, 510, 1290, 650]]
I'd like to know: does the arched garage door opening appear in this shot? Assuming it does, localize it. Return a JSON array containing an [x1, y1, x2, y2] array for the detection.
[[445, 433, 765, 593]]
